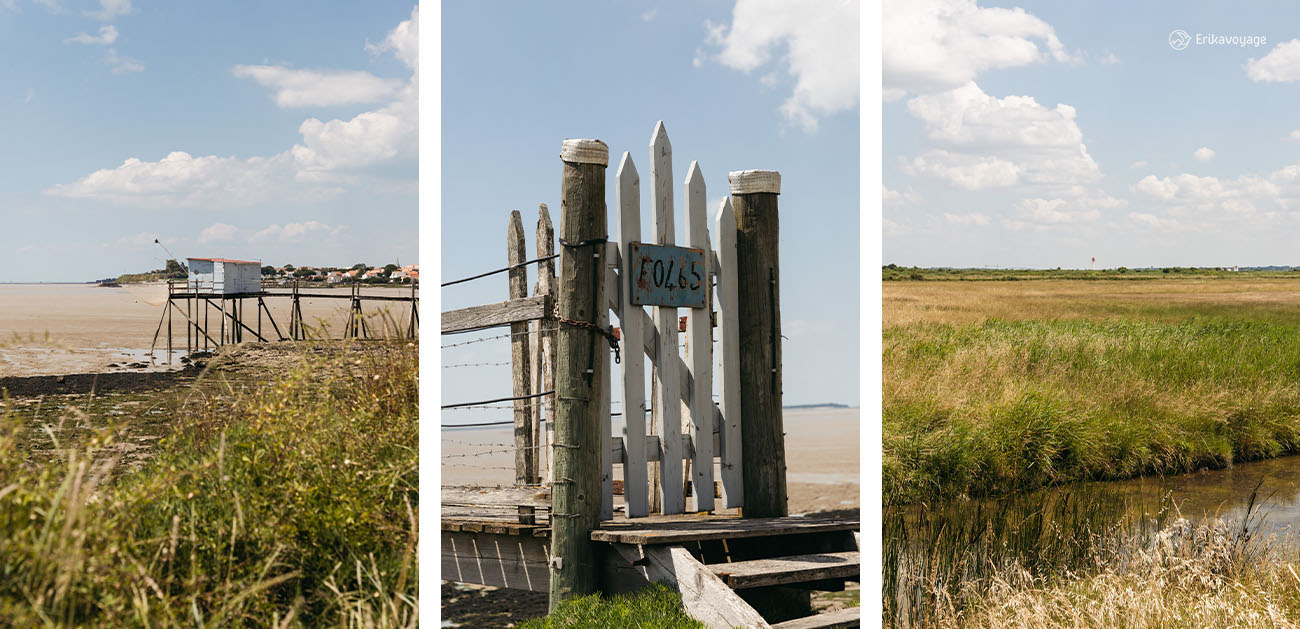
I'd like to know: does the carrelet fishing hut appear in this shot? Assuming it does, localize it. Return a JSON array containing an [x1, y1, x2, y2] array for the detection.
[[187, 257, 262, 294]]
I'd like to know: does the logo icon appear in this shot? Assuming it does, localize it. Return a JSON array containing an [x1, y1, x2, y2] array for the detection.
[[1169, 29, 1191, 50]]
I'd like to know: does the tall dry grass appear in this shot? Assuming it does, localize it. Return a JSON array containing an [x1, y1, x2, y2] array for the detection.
[[0, 336, 418, 627]]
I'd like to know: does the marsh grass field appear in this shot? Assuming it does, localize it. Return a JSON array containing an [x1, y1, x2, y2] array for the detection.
[[0, 339, 418, 626], [885, 275, 1300, 627]]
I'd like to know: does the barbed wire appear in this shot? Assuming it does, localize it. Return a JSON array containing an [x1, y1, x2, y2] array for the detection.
[[443, 361, 512, 369]]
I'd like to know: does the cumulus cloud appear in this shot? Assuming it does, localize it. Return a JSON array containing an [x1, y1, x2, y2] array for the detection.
[[1246, 39, 1300, 83], [1131, 169, 1297, 216], [1286, 130, 1300, 141], [65, 25, 117, 45], [1193, 146, 1215, 162], [251, 221, 346, 243], [365, 5, 418, 71], [198, 222, 239, 243], [900, 82, 1099, 190], [883, 0, 1075, 100], [232, 65, 403, 108], [49, 151, 291, 206], [702, 0, 858, 131], [1131, 160, 1148, 169], [86, 0, 130, 21], [47, 7, 417, 206]]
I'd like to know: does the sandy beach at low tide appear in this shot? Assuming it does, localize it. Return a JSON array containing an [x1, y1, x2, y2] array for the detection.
[[441, 406, 860, 515], [0, 283, 417, 376]]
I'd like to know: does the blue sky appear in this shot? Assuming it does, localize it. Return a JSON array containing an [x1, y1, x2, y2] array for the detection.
[[884, 0, 1300, 269], [441, 1, 860, 407], [0, 1, 417, 282]]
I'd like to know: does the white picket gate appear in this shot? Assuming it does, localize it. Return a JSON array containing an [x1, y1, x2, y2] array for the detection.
[[579, 121, 745, 519]]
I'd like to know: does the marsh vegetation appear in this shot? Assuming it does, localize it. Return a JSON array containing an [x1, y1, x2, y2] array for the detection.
[[884, 277, 1300, 627]]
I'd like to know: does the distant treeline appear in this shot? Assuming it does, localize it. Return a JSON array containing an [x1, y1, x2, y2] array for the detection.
[[116, 259, 188, 283], [882, 264, 1300, 282]]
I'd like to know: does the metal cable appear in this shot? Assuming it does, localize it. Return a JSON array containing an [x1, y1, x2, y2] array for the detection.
[[441, 390, 554, 410], [440, 254, 559, 287]]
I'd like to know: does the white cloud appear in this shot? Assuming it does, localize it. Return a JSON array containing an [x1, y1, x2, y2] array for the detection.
[[1246, 39, 1300, 83], [1132, 171, 1285, 215], [86, 0, 130, 21], [365, 5, 418, 71], [1286, 130, 1300, 141], [942, 212, 991, 226], [883, 0, 1075, 99], [232, 65, 403, 108], [65, 25, 118, 45], [641, 9, 658, 22], [198, 222, 239, 243], [251, 221, 346, 243], [290, 86, 416, 176], [703, 0, 858, 131], [47, 7, 418, 207], [48, 151, 292, 206], [24, 88, 35, 103], [1193, 146, 1215, 162], [1131, 160, 1148, 169], [105, 47, 143, 73], [1098, 51, 1120, 65], [883, 186, 923, 206], [0, 0, 16, 12], [903, 150, 1020, 190], [901, 82, 1099, 190]]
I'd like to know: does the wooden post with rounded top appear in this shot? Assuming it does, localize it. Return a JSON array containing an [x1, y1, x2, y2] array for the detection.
[[550, 138, 608, 608], [728, 169, 787, 518]]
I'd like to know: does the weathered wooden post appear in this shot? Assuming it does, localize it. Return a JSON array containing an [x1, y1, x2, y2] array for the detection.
[[508, 210, 536, 485], [729, 170, 787, 518], [536, 204, 556, 483], [550, 138, 608, 608]]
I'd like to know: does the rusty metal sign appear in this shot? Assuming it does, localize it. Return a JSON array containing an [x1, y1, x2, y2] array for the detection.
[[628, 242, 707, 308]]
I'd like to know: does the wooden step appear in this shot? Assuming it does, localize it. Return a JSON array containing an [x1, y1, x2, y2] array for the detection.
[[771, 606, 860, 629], [591, 516, 858, 545], [707, 551, 859, 589]]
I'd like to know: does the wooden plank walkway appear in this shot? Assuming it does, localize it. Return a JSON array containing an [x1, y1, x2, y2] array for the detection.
[[590, 516, 858, 545], [707, 551, 859, 589]]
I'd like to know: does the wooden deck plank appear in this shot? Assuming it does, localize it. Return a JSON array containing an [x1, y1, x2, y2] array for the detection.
[[441, 485, 549, 508], [770, 606, 860, 629], [590, 516, 858, 545], [708, 551, 859, 589]]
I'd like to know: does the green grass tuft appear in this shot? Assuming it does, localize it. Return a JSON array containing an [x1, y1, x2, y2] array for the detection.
[[517, 583, 705, 629]]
